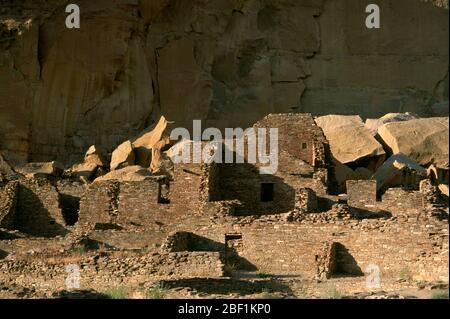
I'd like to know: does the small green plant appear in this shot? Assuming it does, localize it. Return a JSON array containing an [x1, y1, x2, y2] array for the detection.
[[431, 290, 449, 299], [257, 271, 272, 279], [72, 246, 87, 254], [324, 285, 342, 299], [399, 267, 413, 281], [104, 287, 128, 299], [223, 262, 238, 277], [146, 283, 168, 299]]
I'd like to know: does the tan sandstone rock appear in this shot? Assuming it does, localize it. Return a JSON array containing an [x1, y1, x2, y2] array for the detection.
[[315, 115, 385, 165], [110, 141, 135, 171], [84, 145, 107, 167], [377, 117, 449, 167], [132, 116, 173, 169], [15, 161, 64, 179], [365, 113, 420, 136], [70, 163, 99, 181], [438, 184, 449, 197], [94, 166, 154, 182], [372, 154, 427, 191]]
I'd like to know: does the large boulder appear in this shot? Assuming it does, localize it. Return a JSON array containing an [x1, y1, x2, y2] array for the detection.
[[110, 140, 135, 171], [15, 161, 64, 179], [70, 163, 99, 181], [377, 117, 449, 167], [132, 116, 173, 169], [94, 165, 154, 182], [365, 113, 419, 136], [84, 145, 107, 167], [372, 154, 427, 192], [315, 115, 385, 165]]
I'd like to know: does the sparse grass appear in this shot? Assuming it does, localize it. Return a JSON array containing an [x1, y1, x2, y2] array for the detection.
[[146, 283, 168, 299], [104, 287, 128, 299], [257, 271, 272, 279], [399, 267, 413, 281], [431, 290, 449, 299], [223, 262, 238, 277], [72, 246, 87, 255], [324, 285, 342, 299]]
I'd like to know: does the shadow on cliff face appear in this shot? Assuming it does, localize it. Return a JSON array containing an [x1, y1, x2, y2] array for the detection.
[[14, 186, 69, 238]]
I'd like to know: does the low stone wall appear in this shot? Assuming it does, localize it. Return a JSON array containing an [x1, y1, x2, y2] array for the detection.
[[347, 180, 377, 209], [0, 251, 224, 291]]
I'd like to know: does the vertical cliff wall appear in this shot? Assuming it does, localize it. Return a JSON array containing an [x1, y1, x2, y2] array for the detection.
[[0, 0, 448, 165]]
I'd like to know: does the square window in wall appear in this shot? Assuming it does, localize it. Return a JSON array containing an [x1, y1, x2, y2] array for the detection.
[[261, 183, 274, 202], [302, 143, 308, 149]]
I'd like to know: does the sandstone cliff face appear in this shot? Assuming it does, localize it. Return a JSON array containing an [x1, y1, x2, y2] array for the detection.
[[0, 0, 448, 165]]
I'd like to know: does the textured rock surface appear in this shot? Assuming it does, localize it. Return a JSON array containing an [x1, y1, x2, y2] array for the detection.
[[365, 113, 420, 136], [378, 117, 449, 166], [0, 0, 448, 164], [94, 165, 154, 182], [15, 161, 64, 179], [372, 154, 427, 191], [110, 140, 135, 171], [315, 115, 385, 165]]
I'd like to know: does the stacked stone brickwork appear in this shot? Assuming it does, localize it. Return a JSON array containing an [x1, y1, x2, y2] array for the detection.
[[14, 179, 67, 237], [0, 181, 19, 228], [347, 180, 377, 210]]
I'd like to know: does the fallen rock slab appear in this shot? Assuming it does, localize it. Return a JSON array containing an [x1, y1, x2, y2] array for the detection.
[[94, 165, 154, 182], [372, 153, 427, 191], [132, 116, 173, 169], [377, 117, 449, 167], [365, 112, 419, 136], [70, 163, 99, 181], [315, 115, 385, 165], [84, 145, 107, 167], [438, 184, 449, 197], [15, 161, 64, 179], [110, 140, 135, 171]]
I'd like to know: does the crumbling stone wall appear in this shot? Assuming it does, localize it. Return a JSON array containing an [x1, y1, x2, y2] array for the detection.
[[171, 164, 203, 215], [14, 179, 67, 237], [0, 251, 224, 291], [347, 180, 377, 210], [379, 188, 424, 215], [117, 180, 161, 226], [295, 188, 318, 213], [0, 181, 19, 229], [78, 182, 115, 228]]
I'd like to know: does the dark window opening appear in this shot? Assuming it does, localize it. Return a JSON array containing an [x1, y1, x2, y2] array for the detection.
[[59, 194, 80, 226], [261, 183, 274, 202], [302, 143, 308, 149]]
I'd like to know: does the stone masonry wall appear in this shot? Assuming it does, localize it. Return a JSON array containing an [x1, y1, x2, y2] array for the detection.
[[347, 180, 377, 210], [14, 179, 67, 237], [0, 180, 19, 229], [0, 251, 224, 291]]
